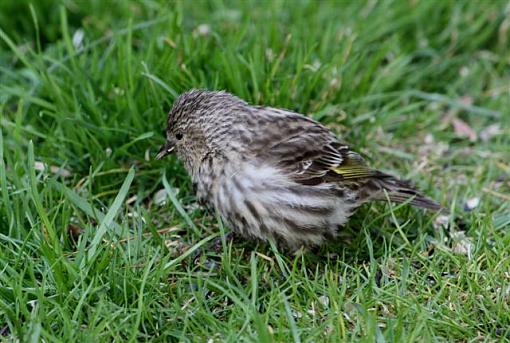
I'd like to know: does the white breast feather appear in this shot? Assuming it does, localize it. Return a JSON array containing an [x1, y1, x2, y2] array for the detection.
[[213, 162, 356, 247]]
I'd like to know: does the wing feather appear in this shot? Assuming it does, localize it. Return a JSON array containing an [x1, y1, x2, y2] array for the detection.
[[252, 107, 374, 184], [248, 107, 442, 211]]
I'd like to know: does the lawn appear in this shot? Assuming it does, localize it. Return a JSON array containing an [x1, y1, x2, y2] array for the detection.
[[1, 0, 509, 341]]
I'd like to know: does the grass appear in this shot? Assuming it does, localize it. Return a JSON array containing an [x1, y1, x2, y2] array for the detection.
[[1, 0, 510, 341]]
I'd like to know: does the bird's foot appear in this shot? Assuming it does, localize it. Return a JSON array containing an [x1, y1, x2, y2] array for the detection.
[[209, 231, 236, 253]]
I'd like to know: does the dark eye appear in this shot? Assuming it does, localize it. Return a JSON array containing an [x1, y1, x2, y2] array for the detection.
[[175, 132, 183, 140]]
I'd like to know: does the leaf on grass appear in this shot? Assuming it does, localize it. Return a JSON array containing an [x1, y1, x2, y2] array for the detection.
[[34, 161, 71, 177], [480, 124, 502, 141], [429, 230, 474, 260], [125, 195, 137, 205], [452, 118, 477, 142]]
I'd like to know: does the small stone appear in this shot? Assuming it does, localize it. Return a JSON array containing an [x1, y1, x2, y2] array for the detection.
[[153, 189, 168, 206], [459, 66, 469, 77], [72, 29, 85, 49], [451, 231, 473, 259], [34, 161, 71, 177], [34, 161, 46, 171], [318, 295, 330, 308], [464, 197, 480, 211], [433, 214, 450, 230], [194, 24, 211, 37]]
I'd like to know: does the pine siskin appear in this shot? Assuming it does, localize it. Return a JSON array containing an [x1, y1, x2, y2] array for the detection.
[[157, 89, 442, 249]]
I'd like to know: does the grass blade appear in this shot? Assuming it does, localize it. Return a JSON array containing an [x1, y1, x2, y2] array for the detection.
[[162, 173, 200, 235], [86, 166, 135, 261], [52, 181, 123, 234]]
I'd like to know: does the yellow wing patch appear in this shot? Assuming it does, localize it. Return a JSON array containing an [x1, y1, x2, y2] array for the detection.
[[331, 165, 373, 179], [330, 150, 374, 179]]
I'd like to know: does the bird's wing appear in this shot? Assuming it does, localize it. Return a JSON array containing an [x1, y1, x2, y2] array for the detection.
[[249, 107, 442, 211], [252, 107, 374, 185], [279, 139, 375, 185]]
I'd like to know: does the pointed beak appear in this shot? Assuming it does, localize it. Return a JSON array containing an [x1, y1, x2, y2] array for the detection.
[[156, 142, 174, 160]]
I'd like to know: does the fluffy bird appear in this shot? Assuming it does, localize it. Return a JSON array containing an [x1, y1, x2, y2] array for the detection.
[[157, 90, 441, 249]]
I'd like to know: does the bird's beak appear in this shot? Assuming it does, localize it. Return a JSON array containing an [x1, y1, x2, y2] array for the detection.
[[156, 142, 174, 160]]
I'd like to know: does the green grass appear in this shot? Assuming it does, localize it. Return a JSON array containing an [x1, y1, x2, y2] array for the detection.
[[1, 0, 510, 341]]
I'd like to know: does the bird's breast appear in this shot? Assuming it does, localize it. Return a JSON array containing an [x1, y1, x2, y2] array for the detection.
[[195, 161, 359, 248]]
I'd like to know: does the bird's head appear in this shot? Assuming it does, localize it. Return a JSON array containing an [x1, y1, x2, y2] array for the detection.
[[156, 89, 248, 169]]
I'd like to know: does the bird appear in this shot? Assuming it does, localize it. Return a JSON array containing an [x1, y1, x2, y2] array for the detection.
[[156, 89, 442, 250]]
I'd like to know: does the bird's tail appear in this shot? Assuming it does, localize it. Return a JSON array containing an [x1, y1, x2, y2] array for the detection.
[[366, 172, 443, 212]]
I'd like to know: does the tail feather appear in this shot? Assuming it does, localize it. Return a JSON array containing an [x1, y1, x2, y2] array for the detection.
[[368, 172, 443, 212]]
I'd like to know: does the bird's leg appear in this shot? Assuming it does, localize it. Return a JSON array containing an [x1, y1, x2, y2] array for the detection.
[[292, 246, 309, 257], [208, 231, 237, 253], [192, 231, 237, 268]]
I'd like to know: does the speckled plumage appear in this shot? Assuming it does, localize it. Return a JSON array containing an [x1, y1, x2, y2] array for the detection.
[[157, 89, 441, 249]]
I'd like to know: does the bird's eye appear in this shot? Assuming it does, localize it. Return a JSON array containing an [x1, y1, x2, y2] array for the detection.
[[175, 132, 183, 140]]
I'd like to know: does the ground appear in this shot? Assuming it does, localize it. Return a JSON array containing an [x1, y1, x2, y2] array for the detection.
[[1, 0, 509, 341]]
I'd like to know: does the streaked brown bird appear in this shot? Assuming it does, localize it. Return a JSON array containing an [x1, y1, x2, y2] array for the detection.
[[157, 89, 442, 249]]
